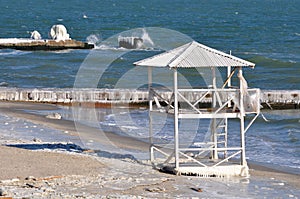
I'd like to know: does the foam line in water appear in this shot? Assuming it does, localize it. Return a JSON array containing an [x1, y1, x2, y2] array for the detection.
[[0, 49, 31, 56]]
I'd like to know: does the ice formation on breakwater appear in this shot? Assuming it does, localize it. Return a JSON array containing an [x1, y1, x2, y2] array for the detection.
[[0, 24, 94, 50], [118, 36, 143, 49], [0, 88, 299, 109], [49, 24, 70, 41]]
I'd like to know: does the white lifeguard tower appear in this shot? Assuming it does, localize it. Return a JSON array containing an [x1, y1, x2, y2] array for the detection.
[[134, 41, 260, 177]]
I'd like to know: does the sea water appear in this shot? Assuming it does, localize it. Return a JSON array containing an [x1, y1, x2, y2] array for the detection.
[[0, 0, 299, 89], [0, 0, 299, 173]]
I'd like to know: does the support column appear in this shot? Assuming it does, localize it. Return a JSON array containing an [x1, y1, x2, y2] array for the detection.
[[148, 66, 154, 162], [227, 66, 232, 87], [239, 68, 247, 166], [173, 69, 179, 171], [227, 65, 232, 108], [211, 67, 218, 160], [224, 117, 228, 158], [228, 51, 232, 87]]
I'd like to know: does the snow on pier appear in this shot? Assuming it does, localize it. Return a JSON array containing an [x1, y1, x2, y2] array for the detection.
[[0, 88, 299, 109]]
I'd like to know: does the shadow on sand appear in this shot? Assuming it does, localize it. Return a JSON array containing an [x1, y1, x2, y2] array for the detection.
[[6, 142, 138, 162], [6, 142, 84, 152]]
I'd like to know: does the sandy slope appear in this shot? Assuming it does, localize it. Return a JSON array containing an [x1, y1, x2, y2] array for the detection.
[[0, 145, 104, 180]]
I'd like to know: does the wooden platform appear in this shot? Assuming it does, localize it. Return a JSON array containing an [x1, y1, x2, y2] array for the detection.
[[0, 38, 94, 50]]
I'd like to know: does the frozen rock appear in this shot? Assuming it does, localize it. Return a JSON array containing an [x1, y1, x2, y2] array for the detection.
[[118, 36, 143, 49], [49, 24, 70, 41], [33, 138, 42, 143], [0, 188, 6, 196], [46, 113, 62, 120], [25, 176, 36, 181], [30, 30, 42, 40]]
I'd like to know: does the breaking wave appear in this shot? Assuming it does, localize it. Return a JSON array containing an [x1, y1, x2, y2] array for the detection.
[[0, 49, 31, 56], [86, 34, 102, 45]]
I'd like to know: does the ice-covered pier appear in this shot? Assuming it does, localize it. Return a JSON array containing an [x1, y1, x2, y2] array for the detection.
[[0, 88, 299, 109], [0, 24, 94, 50]]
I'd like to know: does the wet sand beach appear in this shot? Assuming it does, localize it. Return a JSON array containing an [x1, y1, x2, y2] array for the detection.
[[0, 102, 299, 198]]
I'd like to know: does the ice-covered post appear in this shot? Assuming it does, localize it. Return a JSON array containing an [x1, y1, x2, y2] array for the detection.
[[211, 67, 218, 160], [227, 51, 232, 87], [173, 68, 180, 171], [148, 66, 154, 162], [238, 67, 247, 167]]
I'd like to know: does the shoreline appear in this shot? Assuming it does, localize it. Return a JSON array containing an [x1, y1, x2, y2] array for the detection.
[[0, 101, 299, 198], [0, 101, 150, 153]]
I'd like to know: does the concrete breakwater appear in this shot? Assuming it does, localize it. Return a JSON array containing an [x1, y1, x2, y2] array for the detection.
[[0, 88, 299, 109], [0, 39, 94, 51]]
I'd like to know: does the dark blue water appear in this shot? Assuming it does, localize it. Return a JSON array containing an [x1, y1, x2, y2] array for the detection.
[[0, 0, 299, 89], [0, 0, 299, 172]]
